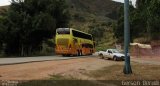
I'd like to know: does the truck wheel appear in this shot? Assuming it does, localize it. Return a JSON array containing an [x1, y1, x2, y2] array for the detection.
[[107, 58, 110, 60], [99, 54, 104, 59], [113, 56, 117, 61]]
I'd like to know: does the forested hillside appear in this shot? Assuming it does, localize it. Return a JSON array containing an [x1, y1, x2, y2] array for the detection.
[[114, 0, 160, 43], [0, 0, 122, 56], [0, 0, 70, 56], [1, 0, 159, 56], [66, 0, 123, 50]]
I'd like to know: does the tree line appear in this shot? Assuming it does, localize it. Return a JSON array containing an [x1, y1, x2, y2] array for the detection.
[[0, 0, 70, 56], [113, 0, 160, 43]]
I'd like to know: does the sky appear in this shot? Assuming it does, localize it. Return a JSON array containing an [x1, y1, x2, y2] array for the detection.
[[113, 0, 137, 6], [0, 0, 136, 6], [0, 0, 11, 6]]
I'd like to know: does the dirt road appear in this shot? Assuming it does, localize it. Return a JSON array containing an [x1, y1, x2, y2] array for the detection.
[[0, 56, 123, 80], [0, 56, 82, 65]]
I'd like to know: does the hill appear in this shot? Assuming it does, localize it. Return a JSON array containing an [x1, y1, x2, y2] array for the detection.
[[0, 0, 123, 51], [66, 0, 122, 50], [0, 6, 8, 10], [66, 0, 122, 28], [67, 0, 122, 19]]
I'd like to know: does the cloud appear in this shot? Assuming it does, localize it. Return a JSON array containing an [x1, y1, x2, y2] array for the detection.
[[0, 0, 137, 7], [113, 0, 137, 6], [0, 0, 11, 6]]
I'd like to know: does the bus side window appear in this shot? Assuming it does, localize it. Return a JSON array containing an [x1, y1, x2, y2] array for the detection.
[[73, 38, 78, 44], [82, 44, 84, 48], [82, 44, 86, 48]]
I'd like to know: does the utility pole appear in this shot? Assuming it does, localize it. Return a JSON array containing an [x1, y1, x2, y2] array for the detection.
[[123, 0, 132, 74]]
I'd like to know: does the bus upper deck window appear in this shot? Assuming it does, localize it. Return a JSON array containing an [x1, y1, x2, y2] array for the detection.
[[57, 28, 70, 34]]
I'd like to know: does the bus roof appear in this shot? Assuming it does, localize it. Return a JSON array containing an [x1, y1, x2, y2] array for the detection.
[[57, 28, 92, 36]]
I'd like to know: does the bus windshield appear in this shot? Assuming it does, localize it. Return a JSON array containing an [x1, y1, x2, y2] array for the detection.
[[112, 49, 119, 53]]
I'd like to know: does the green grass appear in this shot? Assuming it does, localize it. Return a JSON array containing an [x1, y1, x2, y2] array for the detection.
[[49, 74, 76, 80], [17, 74, 106, 86], [17, 80, 107, 86], [96, 29, 117, 51]]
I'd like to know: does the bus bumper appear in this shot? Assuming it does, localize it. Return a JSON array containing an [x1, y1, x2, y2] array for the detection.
[[55, 49, 75, 55]]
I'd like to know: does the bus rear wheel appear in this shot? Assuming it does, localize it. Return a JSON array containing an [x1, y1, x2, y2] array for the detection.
[[80, 50, 83, 56], [77, 50, 83, 56], [62, 54, 66, 57], [77, 50, 80, 56]]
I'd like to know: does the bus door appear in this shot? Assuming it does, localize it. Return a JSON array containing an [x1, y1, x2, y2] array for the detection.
[[73, 38, 78, 52]]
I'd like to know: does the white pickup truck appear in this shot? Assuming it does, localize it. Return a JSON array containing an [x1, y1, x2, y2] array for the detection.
[[98, 49, 125, 61]]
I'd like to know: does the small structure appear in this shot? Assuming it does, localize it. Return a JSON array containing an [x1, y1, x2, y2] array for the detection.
[[130, 43, 153, 57], [151, 41, 160, 56]]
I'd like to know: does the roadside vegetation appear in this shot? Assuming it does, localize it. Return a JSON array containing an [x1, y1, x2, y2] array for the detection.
[[18, 75, 105, 86], [0, 0, 70, 57], [17, 80, 105, 86], [114, 0, 160, 43]]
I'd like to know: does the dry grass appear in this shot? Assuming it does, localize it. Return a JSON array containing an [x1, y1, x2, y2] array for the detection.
[[17, 62, 160, 86], [85, 62, 160, 80]]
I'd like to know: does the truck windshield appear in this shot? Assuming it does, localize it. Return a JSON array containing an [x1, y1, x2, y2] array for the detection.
[[112, 49, 119, 53]]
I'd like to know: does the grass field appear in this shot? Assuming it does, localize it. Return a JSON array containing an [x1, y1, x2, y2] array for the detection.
[[85, 62, 160, 80]]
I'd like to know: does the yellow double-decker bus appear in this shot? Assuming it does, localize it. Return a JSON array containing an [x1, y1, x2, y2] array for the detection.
[[55, 28, 95, 56]]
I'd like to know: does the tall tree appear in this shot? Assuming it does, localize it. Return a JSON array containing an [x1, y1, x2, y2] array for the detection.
[[0, 8, 7, 53], [0, 17, 4, 52], [3, 0, 70, 56], [114, 0, 160, 43]]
